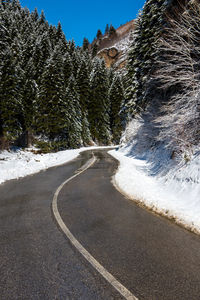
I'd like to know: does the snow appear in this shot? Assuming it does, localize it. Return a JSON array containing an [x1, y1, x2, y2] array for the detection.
[[1, 136, 199, 234], [109, 126, 200, 234], [0, 146, 112, 185]]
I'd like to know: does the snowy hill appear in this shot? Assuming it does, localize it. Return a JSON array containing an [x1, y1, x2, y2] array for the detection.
[[110, 0, 200, 234], [110, 117, 200, 234]]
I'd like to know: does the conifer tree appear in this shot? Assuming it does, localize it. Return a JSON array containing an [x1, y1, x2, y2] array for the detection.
[[20, 57, 37, 145], [82, 37, 89, 51], [0, 0, 123, 150], [68, 39, 76, 55], [0, 49, 23, 142], [77, 59, 90, 112], [109, 74, 124, 143], [32, 33, 52, 84], [96, 29, 102, 39], [36, 45, 65, 139], [107, 67, 115, 87], [71, 50, 81, 78], [63, 51, 73, 83], [125, 0, 173, 117], [77, 59, 91, 144], [81, 112, 92, 146], [65, 76, 82, 148], [109, 24, 116, 36], [89, 58, 110, 144], [105, 24, 109, 34], [38, 10, 46, 25], [91, 42, 98, 58], [56, 22, 67, 54], [31, 7, 39, 22]]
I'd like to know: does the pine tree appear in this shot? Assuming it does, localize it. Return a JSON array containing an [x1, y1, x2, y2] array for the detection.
[[96, 29, 102, 39], [76, 59, 91, 144], [63, 51, 73, 83], [77, 59, 90, 112], [56, 21, 67, 54], [1, 0, 12, 9], [0, 49, 23, 142], [36, 45, 66, 140], [31, 7, 39, 22], [68, 39, 76, 55], [82, 37, 89, 51], [109, 74, 124, 144], [71, 50, 81, 78], [38, 10, 46, 25], [91, 42, 98, 58], [0, 0, 119, 150], [65, 76, 82, 148], [125, 0, 173, 117], [107, 67, 115, 87], [109, 24, 116, 36], [81, 112, 92, 146], [105, 24, 109, 34], [20, 57, 37, 146], [89, 58, 110, 144], [32, 32, 52, 84]]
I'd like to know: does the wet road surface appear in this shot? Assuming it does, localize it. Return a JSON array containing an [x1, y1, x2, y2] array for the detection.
[[1, 149, 200, 299], [0, 150, 123, 300]]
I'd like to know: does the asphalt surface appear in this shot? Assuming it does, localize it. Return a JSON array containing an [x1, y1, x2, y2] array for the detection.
[[0, 150, 123, 300], [1, 149, 200, 300], [58, 150, 200, 300]]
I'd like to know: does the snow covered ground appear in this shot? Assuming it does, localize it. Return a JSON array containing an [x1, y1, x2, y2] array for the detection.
[[1, 140, 199, 234], [0, 146, 112, 185], [109, 145, 200, 234]]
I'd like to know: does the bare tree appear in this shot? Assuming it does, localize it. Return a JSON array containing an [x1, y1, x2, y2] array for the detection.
[[154, 0, 200, 157]]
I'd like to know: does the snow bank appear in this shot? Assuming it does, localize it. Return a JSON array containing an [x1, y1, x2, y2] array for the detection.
[[109, 143, 200, 234], [0, 146, 112, 185]]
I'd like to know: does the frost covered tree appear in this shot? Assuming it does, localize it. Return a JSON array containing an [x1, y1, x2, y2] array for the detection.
[[125, 0, 173, 117], [154, 0, 200, 153], [0, 0, 123, 150], [82, 37, 89, 51], [63, 51, 73, 82], [71, 50, 82, 78], [89, 58, 111, 144], [76, 59, 91, 144], [65, 76, 82, 148], [77, 59, 90, 112], [0, 49, 23, 142], [36, 46, 66, 139], [91, 42, 98, 58], [109, 74, 124, 144]]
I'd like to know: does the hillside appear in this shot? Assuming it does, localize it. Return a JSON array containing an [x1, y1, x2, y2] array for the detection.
[[110, 0, 200, 233], [96, 20, 135, 69]]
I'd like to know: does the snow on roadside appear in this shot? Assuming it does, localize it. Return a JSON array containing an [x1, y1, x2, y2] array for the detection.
[[0, 146, 112, 185], [109, 147, 200, 234]]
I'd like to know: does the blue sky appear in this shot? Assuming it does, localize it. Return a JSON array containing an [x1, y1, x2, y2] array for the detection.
[[20, 0, 146, 46]]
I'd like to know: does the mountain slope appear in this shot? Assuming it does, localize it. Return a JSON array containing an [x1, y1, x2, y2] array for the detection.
[[96, 20, 135, 69], [110, 0, 200, 234]]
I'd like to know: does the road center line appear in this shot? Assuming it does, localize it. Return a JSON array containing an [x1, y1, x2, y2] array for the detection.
[[52, 153, 138, 300]]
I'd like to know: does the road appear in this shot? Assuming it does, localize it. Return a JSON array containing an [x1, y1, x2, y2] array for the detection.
[[0, 149, 200, 299]]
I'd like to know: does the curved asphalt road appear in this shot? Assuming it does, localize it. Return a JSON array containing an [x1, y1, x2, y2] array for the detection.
[[1, 149, 200, 299]]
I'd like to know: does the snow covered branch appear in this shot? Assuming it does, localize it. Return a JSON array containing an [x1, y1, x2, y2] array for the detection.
[[154, 0, 200, 154]]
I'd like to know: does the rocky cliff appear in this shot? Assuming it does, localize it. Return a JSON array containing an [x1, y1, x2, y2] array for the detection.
[[96, 20, 135, 70]]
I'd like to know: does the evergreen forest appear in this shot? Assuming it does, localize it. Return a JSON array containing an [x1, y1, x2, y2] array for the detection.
[[0, 0, 124, 152]]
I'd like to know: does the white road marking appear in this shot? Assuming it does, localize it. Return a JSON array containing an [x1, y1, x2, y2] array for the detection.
[[52, 153, 139, 300]]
